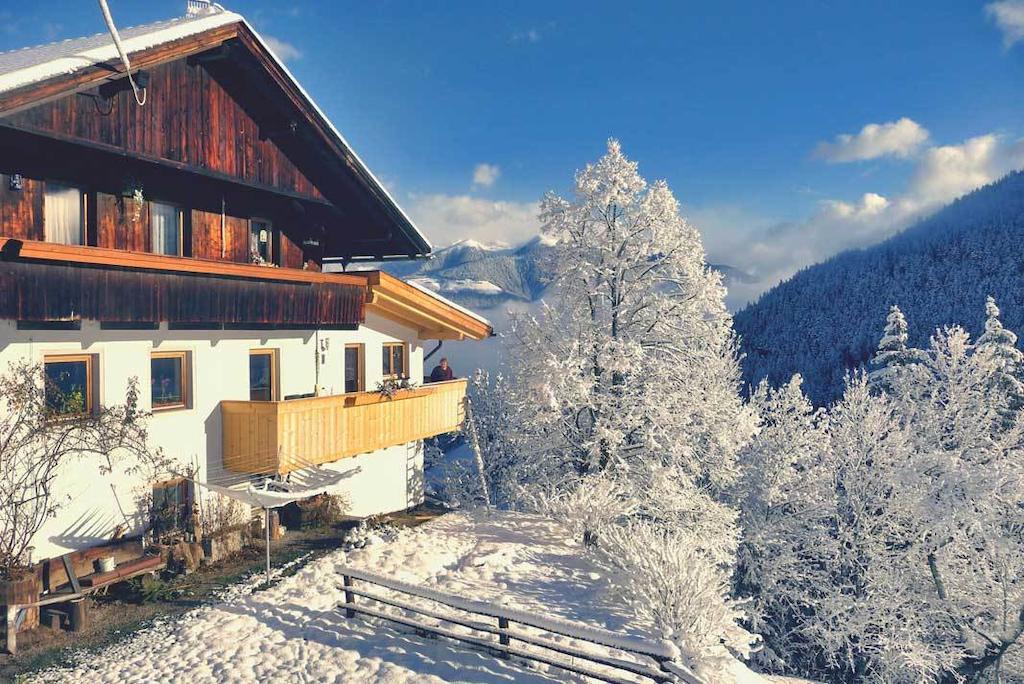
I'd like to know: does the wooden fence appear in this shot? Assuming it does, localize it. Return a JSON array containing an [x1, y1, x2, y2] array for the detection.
[[336, 566, 704, 684]]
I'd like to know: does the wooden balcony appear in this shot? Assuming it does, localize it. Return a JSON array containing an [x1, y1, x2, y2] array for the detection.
[[220, 379, 467, 475]]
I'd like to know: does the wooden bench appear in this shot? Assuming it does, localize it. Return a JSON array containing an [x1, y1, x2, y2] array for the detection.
[[79, 555, 163, 589], [3, 552, 165, 654]]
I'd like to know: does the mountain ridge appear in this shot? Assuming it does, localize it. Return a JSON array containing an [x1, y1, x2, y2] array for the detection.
[[734, 170, 1024, 405]]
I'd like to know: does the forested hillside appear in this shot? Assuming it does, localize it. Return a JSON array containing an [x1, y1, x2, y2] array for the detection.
[[734, 170, 1024, 405]]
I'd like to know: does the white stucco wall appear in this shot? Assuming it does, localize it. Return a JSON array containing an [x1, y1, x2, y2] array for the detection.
[[0, 314, 427, 560]]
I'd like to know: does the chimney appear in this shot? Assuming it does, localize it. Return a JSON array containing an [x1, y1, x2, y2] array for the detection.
[[186, 0, 217, 17]]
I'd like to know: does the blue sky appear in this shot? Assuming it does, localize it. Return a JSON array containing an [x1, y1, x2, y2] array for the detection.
[[4, 1, 1024, 304]]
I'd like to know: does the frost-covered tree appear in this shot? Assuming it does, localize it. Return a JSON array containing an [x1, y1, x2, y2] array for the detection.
[[976, 295, 1024, 423], [740, 305, 1024, 682], [870, 305, 927, 394], [503, 139, 751, 531], [735, 375, 829, 670], [489, 140, 754, 671]]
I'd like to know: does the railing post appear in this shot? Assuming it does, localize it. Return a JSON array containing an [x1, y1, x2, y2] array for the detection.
[[343, 575, 355, 618], [2, 604, 16, 655], [497, 616, 510, 658]]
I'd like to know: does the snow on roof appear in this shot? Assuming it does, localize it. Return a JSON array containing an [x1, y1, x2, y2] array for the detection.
[[406, 277, 494, 328], [0, 4, 434, 256], [0, 11, 242, 95]]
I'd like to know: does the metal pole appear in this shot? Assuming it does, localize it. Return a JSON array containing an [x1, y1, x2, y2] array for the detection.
[[265, 507, 271, 588]]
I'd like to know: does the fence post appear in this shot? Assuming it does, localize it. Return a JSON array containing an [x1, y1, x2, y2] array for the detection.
[[2, 604, 15, 655], [497, 616, 510, 658], [343, 575, 355, 618]]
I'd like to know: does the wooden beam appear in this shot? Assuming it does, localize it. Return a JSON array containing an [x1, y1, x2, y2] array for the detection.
[[0, 238, 366, 287]]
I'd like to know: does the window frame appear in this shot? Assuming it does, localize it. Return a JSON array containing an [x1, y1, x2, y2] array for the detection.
[[149, 200, 185, 257], [249, 217, 275, 265], [43, 353, 97, 416], [249, 348, 279, 402], [43, 181, 86, 246], [150, 350, 190, 411], [344, 343, 365, 394], [382, 342, 408, 379]]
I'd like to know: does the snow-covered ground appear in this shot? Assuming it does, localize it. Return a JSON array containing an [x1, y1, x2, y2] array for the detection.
[[24, 511, 801, 683]]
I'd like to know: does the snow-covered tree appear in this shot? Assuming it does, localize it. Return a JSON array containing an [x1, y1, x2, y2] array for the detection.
[[489, 140, 754, 670], [976, 295, 1024, 424], [503, 139, 751, 528], [599, 520, 758, 682], [735, 375, 829, 671], [869, 305, 927, 394], [740, 305, 1024, 682]]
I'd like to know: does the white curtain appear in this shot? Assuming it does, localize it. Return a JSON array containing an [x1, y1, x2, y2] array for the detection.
[[44, 183, 83, 245], [150, 202, 180, 256]]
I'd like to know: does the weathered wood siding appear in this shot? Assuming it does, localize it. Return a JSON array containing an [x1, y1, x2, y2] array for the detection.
[[97, 193, 150, 252], [221, 380, 468, 475], [0, 259, 364, 326], [0, 175, 43, 241], [5, 59, 323, 200], [190, 207, 249, 262]]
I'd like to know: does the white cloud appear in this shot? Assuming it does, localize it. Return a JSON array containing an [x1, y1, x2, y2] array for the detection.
[[814, 117, 930, 163], [908, 134, 1024, 205], [987, 1, 1024, 46], [512, 28, 542, 43], [704, 133, 1024, 308], [406, 194, 539, 246], [472, 163, 501, 189], [263, 35, 302, 62]]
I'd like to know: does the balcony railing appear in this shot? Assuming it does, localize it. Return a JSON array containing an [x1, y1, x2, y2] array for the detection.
[[220, 379, 467, 475]]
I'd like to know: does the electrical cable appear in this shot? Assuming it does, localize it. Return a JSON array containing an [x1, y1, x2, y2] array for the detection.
[[97, 0, 147, 106]]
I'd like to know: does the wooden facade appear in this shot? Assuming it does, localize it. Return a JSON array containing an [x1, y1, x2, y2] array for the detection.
[[0, 16, 492, 336], [5, 58, 324, 201], [0, 258, 364, 327], [220, 379, 468, 474], [0, 19, 430, 262]]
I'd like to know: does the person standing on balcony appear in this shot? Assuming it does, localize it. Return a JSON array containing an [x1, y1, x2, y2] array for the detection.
[[430, 357, 454, 383]]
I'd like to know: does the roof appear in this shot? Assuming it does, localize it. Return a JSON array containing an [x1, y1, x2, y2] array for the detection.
[[0, 4, 433, 260], [0, 11, 240, 94], [363, 271, 493, 341]]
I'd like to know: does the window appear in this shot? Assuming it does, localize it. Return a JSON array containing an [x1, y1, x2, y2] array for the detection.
[[150, 201, 183, 256], [151, 351, 189, 410], [44, 182, 84, 245], [44, 354, 95, 415], [344, 344, 364, 393], [151, 478, 195, 536], [249, 219, 273, 264], [382, 342, 406, 378], [249, 349, 278, 401]]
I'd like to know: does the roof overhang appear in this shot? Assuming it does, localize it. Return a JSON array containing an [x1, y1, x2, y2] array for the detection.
[[362, 271, 493, 341], [0, 239, 493, 340]]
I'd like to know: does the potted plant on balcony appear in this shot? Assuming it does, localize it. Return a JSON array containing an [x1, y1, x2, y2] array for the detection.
[[120, 176, 145, 223], [376, 376, 416, 399]]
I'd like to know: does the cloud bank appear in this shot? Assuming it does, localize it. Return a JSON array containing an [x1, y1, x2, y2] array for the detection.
[[704, 130, 1024, 308], [987, 1, 1024, 46], [814, 118, 930, 163], [406, 194, 539, 246]]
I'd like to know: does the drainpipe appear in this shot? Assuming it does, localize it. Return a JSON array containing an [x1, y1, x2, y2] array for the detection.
[[424, 340, 443, 363]]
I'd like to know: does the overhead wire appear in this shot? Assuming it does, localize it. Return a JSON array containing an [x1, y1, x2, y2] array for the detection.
[[97, 0, 147, 106]]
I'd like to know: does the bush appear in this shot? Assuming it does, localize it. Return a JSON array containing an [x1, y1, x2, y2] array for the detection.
[[599, 520, 758, 681]]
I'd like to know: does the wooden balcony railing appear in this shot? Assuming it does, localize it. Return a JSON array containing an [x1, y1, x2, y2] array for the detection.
[[220, 379, 467, 475]]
